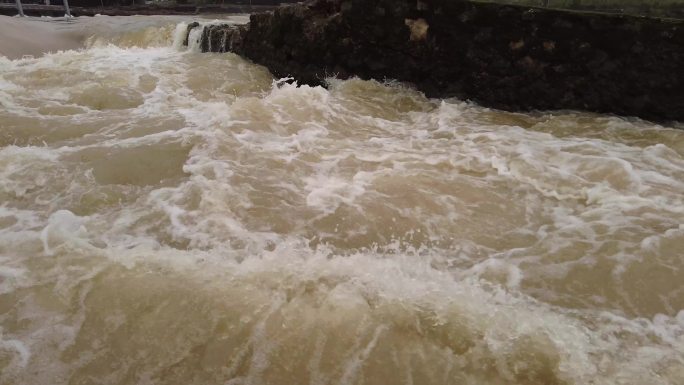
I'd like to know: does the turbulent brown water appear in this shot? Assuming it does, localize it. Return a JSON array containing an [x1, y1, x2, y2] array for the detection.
[[1, 16, 684, 385]]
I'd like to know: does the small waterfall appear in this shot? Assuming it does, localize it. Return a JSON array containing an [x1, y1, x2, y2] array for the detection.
[[187, 27, 204, 52], [171, 22, 189, 51], [194, 24, 241, 54], [220, 29, 229, 53]]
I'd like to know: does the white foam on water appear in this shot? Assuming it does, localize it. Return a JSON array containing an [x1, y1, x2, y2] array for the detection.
[[0, 20, 683, 384], [0, 329, 30, 368], [40, 210, 89, 256], [304, 171, 372, 214], [0, 146, 62, 197], [0, 263, 26, 295]]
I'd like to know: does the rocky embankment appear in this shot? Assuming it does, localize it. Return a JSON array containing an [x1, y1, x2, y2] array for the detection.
[[0, 2, 299, 17], [186, 0, 684, 122]]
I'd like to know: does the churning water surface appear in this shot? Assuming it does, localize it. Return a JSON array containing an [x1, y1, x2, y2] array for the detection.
[[0, 16, 683, 385]]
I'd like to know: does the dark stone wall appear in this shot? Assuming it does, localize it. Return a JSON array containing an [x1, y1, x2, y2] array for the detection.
[[195, 0, 684, 122]]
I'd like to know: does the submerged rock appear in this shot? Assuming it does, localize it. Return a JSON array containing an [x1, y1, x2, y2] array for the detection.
[[189, 0, 684, 122]]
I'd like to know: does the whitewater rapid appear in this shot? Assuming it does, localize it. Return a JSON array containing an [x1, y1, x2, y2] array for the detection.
[[0, 16, 683, 385]]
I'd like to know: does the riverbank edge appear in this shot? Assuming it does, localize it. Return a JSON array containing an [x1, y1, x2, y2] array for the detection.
[[191, 0, 684, 123]]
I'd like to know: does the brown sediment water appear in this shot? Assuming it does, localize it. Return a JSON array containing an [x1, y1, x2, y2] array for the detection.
[[0, 15, 683, 385]]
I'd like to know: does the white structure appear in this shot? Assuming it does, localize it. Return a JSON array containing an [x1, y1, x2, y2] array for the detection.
[[14, 0, 71, 19], [15, 0, 24, 16]]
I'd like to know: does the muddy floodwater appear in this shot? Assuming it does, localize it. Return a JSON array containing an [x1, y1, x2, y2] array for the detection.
[[0, 15, 683, 385]]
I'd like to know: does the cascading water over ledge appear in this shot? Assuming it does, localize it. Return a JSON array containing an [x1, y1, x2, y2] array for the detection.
[[182, 21, 247, 54]]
